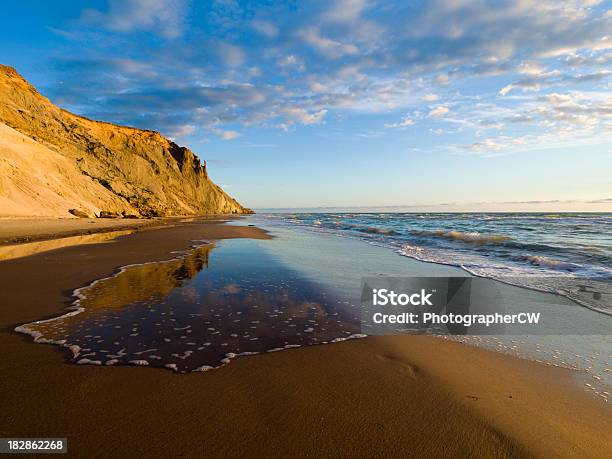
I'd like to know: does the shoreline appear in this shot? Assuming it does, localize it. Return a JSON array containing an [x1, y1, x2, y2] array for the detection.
[[0, 219, 610, 456], [259, 215, 612, 316]]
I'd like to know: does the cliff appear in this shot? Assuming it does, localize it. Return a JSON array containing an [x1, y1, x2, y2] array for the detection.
[[0, 64, 251, 217]]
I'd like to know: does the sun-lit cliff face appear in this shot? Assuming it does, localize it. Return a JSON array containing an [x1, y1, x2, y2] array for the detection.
[[0, 64, 251, 217]]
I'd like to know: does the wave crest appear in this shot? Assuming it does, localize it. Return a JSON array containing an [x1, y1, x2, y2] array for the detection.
[[358, 226, 399, 236], [524, 255, 576, 270], [435, 230, 510, 244]]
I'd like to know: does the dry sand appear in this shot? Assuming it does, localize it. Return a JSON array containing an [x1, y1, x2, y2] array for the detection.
[[0, 219, 610, 457]]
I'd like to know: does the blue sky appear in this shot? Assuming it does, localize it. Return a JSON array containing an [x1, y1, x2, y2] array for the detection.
[[1, 0, 611, 211]]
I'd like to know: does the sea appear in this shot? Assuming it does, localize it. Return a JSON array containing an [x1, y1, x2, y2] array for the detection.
[[260, 212, 612, 315]]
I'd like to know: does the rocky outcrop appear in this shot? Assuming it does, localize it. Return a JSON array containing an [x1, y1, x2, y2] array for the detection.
[[0, 64, 252, 217], [68, 209, 91, 218]]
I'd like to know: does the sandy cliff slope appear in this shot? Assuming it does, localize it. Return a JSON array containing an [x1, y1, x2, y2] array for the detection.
[[0, 64, 251, 218]]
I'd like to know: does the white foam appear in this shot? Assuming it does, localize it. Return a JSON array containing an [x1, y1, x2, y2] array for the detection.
[[193, 365, 214, 372], [525, 255, 576, 270], [107, 348, 127, 359], [331, 333, 367, 343], [13, 240, 214, 360], [133, 348, 157, 355], [436, 230, 510, 244]]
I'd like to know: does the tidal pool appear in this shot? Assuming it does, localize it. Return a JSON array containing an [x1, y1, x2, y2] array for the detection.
[[17, 239, 362, 373]]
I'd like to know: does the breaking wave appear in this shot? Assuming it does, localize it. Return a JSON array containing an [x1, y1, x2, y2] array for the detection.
[[433, 230, 510, 244], [358, 226, 400, 236], [264, 212, 612, 314], [523, 255, 577, 271]]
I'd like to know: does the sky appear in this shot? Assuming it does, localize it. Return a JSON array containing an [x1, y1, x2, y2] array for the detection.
[[1, 0, 611, 211]]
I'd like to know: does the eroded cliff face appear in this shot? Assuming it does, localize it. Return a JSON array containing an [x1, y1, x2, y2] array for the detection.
[[0, 64, 252, 217]]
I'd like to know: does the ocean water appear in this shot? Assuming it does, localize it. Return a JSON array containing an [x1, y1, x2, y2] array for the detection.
[[260, 213, 612, 314]]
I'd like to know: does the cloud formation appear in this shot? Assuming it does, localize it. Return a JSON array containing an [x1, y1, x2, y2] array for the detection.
[[81, 0, 187, 38], [385, 116, 414, 129], [209, 127, 241, 141], [429, 106, 450, 118], [42, 0, 611, 152]]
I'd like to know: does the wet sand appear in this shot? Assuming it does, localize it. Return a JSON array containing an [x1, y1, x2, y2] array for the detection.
[[0, 219, 610, 457]]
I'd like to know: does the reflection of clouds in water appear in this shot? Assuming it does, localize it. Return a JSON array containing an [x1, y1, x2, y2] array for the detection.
[[17, 240, 363, 373], [223, 284, 241, 294], [180, 286, 201, 303]]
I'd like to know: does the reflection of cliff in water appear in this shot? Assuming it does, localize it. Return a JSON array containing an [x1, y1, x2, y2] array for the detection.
[[0, 230, 135, 262], [17, 239, 362, 372], [80, 244, 213, 311]]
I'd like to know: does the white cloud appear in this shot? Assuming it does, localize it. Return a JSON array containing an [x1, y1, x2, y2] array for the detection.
[[546, 93, 577, 107], [218, 43, 245, 67], [283, 107, 328, 125], [457, 90, 612, 154], [518, 61, 545, 75], [309, 81, 330, 93], [170, 124, 196, 138], [326, 0, 367, 23], [428, 106, 450, 118], [81, 0, 186, 38], [434, 74, 450, 85], [252, 20, 278, 38], [277, 55, 305, 71], [106, 58, 159, 78], [494, 68, 610, 96], [384, 116, 414, 129], [499, 84, 516, 96], [248, 66, 262, 77], [298, 27, 359, 59], [424, 93, 439, 102], [465, 138, 507, 152], [210, 127, 241, 140], [565, 51, 612, 67]]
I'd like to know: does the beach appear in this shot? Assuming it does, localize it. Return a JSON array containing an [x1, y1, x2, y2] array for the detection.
[[3, 1, 611, 455], [0, 216, 218, 245], [0, 217, 610, 457]]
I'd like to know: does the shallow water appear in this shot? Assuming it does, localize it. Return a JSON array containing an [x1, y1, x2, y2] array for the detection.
[[261, 212, 612, 313], [0, 230, 134, 261], [18, 240, 362, 373]]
